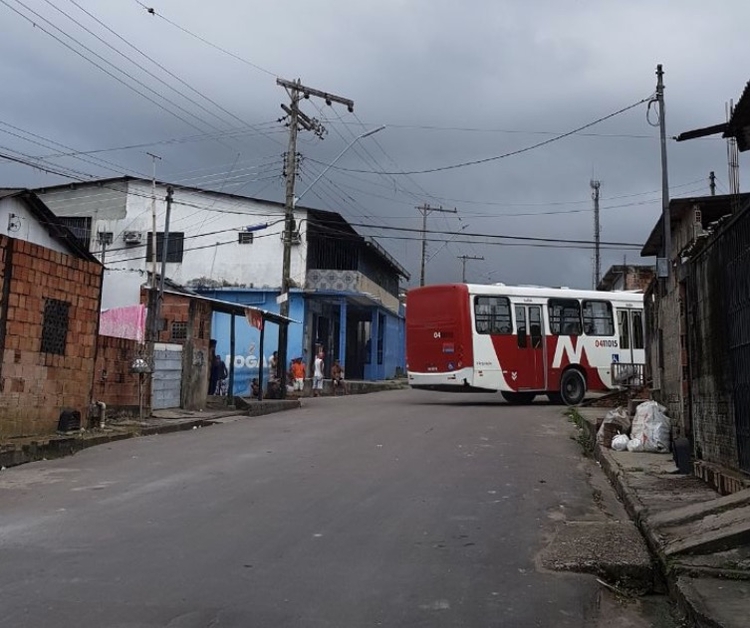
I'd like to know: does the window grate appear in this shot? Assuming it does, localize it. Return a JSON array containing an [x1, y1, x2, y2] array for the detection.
[[171, 321, 188, 341], [41, 299, 70, 355], [238, 231, 254, 244]]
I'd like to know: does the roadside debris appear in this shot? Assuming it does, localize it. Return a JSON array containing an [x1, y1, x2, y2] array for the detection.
[[595, 401, 672, 453]]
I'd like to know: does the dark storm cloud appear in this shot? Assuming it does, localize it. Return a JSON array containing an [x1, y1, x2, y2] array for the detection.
[[1, 0, 748, 287]]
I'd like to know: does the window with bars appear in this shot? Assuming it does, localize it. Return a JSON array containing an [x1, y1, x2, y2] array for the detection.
[[238, 231, 254, 244], [40, 298, 70, 355], [146, 232, 185, 263], [171, 321, 188, 341], [58, 217, 92, 249]]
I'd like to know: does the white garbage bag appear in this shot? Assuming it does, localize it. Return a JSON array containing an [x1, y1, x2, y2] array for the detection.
[[630, 401, 671, 453], [627, 438, 644, 452], [596, 406, 631, 446], [611, 434, 630, 451]]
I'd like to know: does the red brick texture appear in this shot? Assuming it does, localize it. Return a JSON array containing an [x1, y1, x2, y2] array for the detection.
[[93, 335, 148, 414], [0, 236, 103, 437]]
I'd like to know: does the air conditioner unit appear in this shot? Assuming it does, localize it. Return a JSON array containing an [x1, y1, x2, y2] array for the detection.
[[123, 231, 143, 245]]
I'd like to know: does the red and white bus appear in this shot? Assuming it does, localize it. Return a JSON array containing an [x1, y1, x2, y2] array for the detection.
[[406, 284, 645, 405]]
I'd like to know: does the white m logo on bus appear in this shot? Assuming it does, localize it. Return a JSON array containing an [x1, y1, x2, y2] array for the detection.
[[552, 337, 585, 369]]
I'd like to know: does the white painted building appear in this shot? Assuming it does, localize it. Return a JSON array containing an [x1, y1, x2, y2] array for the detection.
[[0, 189, 74, 254], [36, 177, 308, 309]]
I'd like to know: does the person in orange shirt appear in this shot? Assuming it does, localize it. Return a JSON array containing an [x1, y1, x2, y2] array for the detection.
[[291, 357, 306, 393]]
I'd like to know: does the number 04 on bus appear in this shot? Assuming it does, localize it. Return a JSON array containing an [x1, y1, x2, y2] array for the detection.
[[406, 284, 645, 405]]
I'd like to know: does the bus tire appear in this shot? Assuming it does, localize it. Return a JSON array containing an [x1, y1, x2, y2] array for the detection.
[[501, 391, 536, 405], [560, 369, 586, 406]]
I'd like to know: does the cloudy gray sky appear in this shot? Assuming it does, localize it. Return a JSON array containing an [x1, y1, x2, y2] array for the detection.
[[1, 0, 747, 288]]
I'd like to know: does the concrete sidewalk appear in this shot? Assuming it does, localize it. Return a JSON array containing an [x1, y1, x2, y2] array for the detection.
[[574, 407, 750, 628], [0, 380, 405, 471]]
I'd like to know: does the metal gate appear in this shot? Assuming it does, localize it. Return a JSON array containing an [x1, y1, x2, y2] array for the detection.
[[151, 343, 182, 410]]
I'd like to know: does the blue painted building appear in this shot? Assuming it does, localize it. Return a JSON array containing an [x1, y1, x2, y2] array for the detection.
[[198, 208, 409, 396]]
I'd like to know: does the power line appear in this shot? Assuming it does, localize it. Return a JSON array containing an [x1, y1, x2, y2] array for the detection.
[[66, 0, 272, 138], [0, 0, 235, 144], [309, 96, 653, 175], [134, 1, 277, 77], [43, 0, 243, 135]]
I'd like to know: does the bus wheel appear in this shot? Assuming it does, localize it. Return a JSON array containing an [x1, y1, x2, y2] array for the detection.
[[560, 369, 586, 406], [501, 391, 536, 405]]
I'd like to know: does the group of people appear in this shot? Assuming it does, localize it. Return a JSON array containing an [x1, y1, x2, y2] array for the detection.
[[268, 350, 347, 398], [210, 349, 348, 400]]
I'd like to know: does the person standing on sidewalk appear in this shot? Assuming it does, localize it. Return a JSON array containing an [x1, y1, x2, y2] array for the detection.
[[291, 358, 306, 394], [312, 351, 325, 397], [331, 359, 347, 396]]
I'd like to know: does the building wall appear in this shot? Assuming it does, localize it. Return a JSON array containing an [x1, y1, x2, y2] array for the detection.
[[38, 181, 310, 308], [686, 251, 738, 468], [93, 335, 146, 415], [0, 196, 70, 253], [0, 237, 103, 437], [140, 289, 212, 409], [200, 289, 306, 396]]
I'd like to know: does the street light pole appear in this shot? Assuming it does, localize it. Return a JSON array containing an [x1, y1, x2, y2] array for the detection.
[[295, 126, 386, 206]]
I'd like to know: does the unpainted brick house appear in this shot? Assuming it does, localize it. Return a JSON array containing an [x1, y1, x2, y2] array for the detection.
[[640, 79, 750, 486], [0, 190, 103, 437]]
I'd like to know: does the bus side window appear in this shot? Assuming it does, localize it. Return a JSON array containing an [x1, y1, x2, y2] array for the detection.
[[548, 298, 582, 335], [582, 300, 614, 336], [632, 310, 644, 349], [618, 310, 630, 350], [516, 305, 527, 348]]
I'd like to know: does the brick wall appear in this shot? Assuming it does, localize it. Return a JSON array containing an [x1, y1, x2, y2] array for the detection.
[[624, 268, 655, 292], [141, 289, 212, 410], [686, 252, 737, 467], [93, 335, 147, 415], [0, 238, 103, 437]]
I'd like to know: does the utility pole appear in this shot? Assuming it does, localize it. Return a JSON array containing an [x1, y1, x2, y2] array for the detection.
[[416, 204, 457, 286], [97, 230, 113, 265], [146, 152, 161, 289], [655, 64, 671, 281], [276, 78, 353, 397], [709, 171, 716, 196], [590, 179, 601, 289], [458, 255, 484, 283], [150, 186, 173, 343]]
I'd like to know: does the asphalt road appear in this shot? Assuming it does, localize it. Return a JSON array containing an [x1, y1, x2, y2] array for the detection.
[[0, 390, 657, 627]]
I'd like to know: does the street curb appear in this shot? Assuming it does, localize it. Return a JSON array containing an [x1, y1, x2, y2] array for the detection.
[[572, 408, 723, 628]]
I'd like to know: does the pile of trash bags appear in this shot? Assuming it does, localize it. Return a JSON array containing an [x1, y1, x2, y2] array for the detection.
[[596, 400, 672, 453]]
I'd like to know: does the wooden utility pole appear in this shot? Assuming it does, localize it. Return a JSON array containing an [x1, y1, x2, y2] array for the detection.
[[147, 152, 161, 288], [276, 78, 353, 397], [150, 185, 174, 343], [458, 255, 484, 283], [416, 204, 457, 286]]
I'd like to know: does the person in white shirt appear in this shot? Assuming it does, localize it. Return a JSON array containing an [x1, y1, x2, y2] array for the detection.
[[313, 351, 324, 397]]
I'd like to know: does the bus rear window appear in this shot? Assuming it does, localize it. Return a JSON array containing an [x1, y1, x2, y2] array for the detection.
[[549, 298, 581, 335], [475, 296, 512, 335]]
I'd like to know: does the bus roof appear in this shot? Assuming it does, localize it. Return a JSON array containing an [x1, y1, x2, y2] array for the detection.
[[413, 283, 644, 304]]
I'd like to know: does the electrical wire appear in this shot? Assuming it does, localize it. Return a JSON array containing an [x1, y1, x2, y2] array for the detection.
[[134, 0, 277, 78], [309, 96, 654, 175], [1, 0, 236, 147]]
